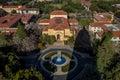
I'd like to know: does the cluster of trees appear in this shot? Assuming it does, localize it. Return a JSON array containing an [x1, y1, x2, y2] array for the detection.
[[40, 34, 56, 45], [90, 1, 119, 12], [0, 22, 43, 54], [61, 0, 84, 13], [0, 22, 44, 79], [0, 9, 8, 17], [26, 0, 84, 14], [12, 23, 38, 53], [92, 31, 120, 80], [0, 52, 44, 80]]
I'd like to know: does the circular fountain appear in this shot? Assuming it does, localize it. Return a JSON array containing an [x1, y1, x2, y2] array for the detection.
[[51, 55, 66, 66]]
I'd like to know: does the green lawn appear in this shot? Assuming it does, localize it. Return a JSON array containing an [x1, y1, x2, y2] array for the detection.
[[62, 61, 75, 72], [44, 52, 57, 59], [79, 18, 94, 27], [43, 61, 56, 72]]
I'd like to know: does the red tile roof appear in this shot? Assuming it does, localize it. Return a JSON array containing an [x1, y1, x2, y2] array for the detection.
[[0, 14, 21, 28], [39, 19, 50, 23], [18, 7, 39, 11], [1, 5, 39, 11], [80, 0, 91, 7], [94, 13, 113, 22], [0, 14, 33, 28], [97, 31, 120, 37], [69, 19, 78, 23], [50, 10, 67, 15], [90, 22, 110, 31], [21, 14, 33, 23], [49, 17, 70, 29], [2, 6, 20, 8], [42, 17, 70, 31]]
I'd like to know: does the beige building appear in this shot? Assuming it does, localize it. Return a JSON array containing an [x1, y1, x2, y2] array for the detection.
[[0, 5, 39, 15], [39, 10, 78, 41]]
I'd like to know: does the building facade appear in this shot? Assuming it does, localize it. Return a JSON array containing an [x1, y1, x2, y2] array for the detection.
[[0, 5, 39, 15], [39, 10, 78, 41]]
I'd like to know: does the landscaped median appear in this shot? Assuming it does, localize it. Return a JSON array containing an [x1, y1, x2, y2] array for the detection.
[[62, 61, 76, 72]]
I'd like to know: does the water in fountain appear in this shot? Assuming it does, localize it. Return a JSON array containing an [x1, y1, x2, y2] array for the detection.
[[52, 51, 66, 66], [56, 52, 62, 62]]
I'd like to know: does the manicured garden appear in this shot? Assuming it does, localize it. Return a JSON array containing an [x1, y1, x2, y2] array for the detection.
[[44, 52, 57, 59], [43, 61, 57, 72], [62, 61, 76, 72]]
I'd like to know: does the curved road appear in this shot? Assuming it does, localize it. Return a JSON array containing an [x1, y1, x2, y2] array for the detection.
[[20, 45, 93, 80]]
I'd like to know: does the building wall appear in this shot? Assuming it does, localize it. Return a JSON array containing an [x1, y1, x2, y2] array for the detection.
[[50, 15, 67, 19], [42, 28, 73, 41], [96, 34, 120, 44], [2, 8, 18, 13], [39, 23, 49, 25], [111, 37, 120, 43], [89, 25, 103, 33], [22, 10, 39, 15], [64, 29, 72, 36]]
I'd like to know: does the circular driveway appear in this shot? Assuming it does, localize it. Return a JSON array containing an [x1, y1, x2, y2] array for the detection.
[[36, 45, 93, 80]]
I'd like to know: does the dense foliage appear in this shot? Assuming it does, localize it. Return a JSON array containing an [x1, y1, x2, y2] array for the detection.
[[90, 1, 119, 12], [92, 31, 120, 80], [0, 9, 8, 17]]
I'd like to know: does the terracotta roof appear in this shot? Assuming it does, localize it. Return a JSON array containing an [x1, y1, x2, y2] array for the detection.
[[39, 19, 50, 23], [0, 14, 21, 28], [97, 31, 120, 37], [68, 19, 78, 23], [90, 22, 110, 31], [1, 5, 39, 11], [50, 10, 67, 15], [1, 5, 24, 9], [42, 17, 71, 30], [94, 13, 113, 22], [0, 14, 33, 28], [21, 14, 33, 23], [49, 17, 70, 29], [2, 6, 20, 8], [90, 22, 110, 27], [18, 7, 39, 11], [80, 0, 91, 7]]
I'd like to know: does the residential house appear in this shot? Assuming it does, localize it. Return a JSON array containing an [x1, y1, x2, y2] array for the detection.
[[89, 22, 120, 33], [0, 5, 40, 15], [80, 0, 91, 11], [0, 14, 33, 33], [93, 12, 114, 23], [96, 31, 120, 44]]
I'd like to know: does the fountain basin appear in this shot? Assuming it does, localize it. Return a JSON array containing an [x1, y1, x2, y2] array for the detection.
[[52, 56, 66, 66]]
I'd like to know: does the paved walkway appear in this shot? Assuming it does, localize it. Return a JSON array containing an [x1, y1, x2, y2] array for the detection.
[[20, 45, 93, 80], [53, 41, 64, 46]]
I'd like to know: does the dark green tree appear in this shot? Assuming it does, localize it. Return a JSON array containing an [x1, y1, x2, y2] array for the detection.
[[11, 10, 17, 14], [97, 31, 116, 79], [0, 9, 8, 17], [0, 33, 7, 48], [13, 68, 44, 80], [13, 23, 27, 52], [79, 64, 100, 80]]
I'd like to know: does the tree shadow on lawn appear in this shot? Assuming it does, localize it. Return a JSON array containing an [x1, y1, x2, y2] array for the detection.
[[65, 27, 101, 80]]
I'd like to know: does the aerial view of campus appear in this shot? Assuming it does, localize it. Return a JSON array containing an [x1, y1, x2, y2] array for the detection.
[[0, 0, 120, 80]]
